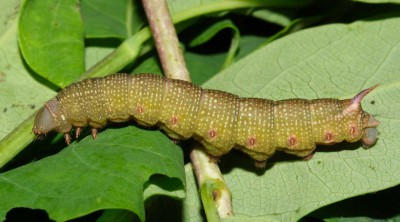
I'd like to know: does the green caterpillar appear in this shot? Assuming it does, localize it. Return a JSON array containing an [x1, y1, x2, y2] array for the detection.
[[33, 73, 380, 167]]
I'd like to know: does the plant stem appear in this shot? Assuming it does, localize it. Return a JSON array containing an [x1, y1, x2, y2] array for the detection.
[[191, 148, 233, 219], [142, 0, 232, 219], [142, 0, 190, 81], [80, 28, 151, 80], [0, 114, 36, 167]]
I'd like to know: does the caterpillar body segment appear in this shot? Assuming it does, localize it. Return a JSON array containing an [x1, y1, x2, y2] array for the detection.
[[33, 73, 380, 166], [159, 77, 202, 139]]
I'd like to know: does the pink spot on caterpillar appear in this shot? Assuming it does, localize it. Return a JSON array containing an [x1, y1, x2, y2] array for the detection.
[[170, 116, 178, 126], [247, 136, 257, 147], [136, 106, 144, 114], [324, 131, 334, 143], [349, 125, 358, 136], [288, 135, 298, 147], [208, 129, 217, 139]]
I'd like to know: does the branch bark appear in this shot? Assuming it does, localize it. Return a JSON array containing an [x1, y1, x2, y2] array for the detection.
[[142, 0, 189, 81]]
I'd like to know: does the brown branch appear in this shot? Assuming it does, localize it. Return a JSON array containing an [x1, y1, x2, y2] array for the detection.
[[142, 0, 190, 81]]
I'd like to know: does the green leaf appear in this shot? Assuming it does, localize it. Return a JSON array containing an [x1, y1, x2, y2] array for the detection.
[[147, 13, 400, 222], [189, 19, 237, 47], [132, 56, 163, 75], [0, 0, 55, 141], [85, 46, 116, 71], [167, 0, 313, 15], [250, 8, 293, 27], [189, 19, 240, 69], [0, 126, 185, 221], [132, 34, 266, 85], [18, 0, 85, 87], [185, 35, 266, 84], [191, 16, 399, 221], [81, 0, 146, 39]]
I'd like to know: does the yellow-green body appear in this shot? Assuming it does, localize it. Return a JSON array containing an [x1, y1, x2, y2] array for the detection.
[[33, 73, 380, 164]]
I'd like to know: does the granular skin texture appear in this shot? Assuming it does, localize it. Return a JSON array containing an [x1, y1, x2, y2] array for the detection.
[[33, 73, 380, 165]]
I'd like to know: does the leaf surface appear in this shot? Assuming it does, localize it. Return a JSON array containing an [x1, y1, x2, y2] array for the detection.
[[18, 0, 85, 87], [0, 127, 185, 221], [81, 0, 146, 39], [181, 16, 400, 221], [0, 0, 55, 141]]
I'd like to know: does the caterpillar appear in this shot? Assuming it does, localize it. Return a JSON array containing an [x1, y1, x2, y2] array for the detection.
[[33, 73, 380, 167]]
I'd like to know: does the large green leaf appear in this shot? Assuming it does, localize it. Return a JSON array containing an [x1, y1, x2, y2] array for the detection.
[[18, 0, 85, 87], [0, 126, 185, 221], [139, 14, 400, 222], [181, 16, 400, 221]]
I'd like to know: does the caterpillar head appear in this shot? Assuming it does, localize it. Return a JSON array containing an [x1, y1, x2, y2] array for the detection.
[[33, 98, 72, 137], [342, 85, 380, 147]]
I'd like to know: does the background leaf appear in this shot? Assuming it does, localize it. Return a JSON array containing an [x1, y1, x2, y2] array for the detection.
[[196, 15, 400, 221], [0, 0, 55, 141], [148, 14, 400, 222], [188, 19, 240, 69], [81, 0, 146, 39], [18, 0, 84, 87], [0, 127, 185, 221]]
